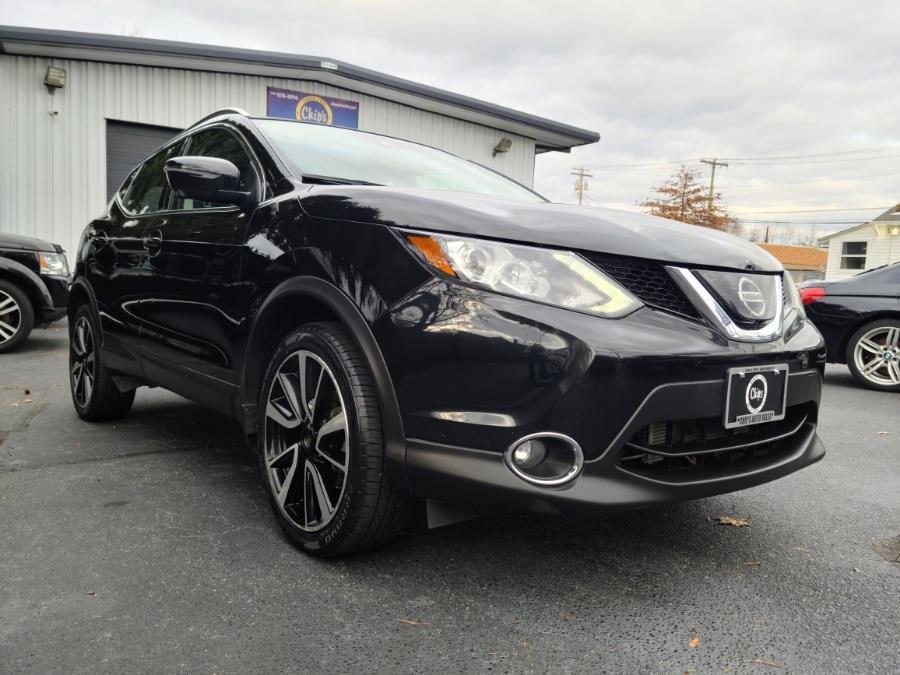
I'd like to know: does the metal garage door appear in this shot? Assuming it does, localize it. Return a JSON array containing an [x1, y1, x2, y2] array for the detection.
[[106, 121, 181, 199]]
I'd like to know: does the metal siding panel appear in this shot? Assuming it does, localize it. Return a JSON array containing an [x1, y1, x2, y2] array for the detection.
[[1, 55, 538, 262]]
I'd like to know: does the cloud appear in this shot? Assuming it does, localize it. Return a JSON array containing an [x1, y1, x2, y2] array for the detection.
[[3, 0, 899, 235]]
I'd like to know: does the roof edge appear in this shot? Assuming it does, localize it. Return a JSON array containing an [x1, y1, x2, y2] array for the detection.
[[0, 25, 600, 150]]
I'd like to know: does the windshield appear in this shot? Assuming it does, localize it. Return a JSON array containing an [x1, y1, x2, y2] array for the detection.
[[255, 119, 544, 203]]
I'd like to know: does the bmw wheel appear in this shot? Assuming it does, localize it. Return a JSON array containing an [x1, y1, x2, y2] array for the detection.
[[259, 322, 411, 556], [0, 280, 34, 354], [69, 305, 136, 420], [846, 319, 900, 392]]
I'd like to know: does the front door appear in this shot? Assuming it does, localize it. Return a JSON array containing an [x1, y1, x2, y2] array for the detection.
[[137, 125, 263, 412]]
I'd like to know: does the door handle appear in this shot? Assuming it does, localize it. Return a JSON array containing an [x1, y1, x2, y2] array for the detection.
[[142, 230, 163, 253]]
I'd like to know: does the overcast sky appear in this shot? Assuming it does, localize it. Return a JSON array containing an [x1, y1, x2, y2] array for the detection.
[[2, 0, 899, 236]]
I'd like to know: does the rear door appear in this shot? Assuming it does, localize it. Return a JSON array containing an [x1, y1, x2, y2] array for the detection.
[[87, 140, 184, 374], [137, 124, 263, 410]]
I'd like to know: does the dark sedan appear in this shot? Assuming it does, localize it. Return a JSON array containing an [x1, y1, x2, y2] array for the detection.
[[0, 233, 69, 353], [68, 109, 826, 555], [800, 263, 900, 391]]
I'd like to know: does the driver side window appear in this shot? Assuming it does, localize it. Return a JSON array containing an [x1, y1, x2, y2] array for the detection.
[[170, 127, 259, 210]]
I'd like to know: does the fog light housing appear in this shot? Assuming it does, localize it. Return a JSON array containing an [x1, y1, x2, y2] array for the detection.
[[505, 433, 584, 487]]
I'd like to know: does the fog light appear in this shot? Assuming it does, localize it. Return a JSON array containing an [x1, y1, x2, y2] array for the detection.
[[504, 432, 584, 487], [512, 439, 547, 469]]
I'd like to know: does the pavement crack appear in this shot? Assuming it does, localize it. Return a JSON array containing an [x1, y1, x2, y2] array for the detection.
[[0, 444, 214, 473]]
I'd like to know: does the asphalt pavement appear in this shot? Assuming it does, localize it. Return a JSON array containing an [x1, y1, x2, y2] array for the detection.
[[1, 326, 898, 673]]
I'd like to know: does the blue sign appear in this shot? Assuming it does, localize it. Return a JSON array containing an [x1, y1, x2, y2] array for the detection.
[[266, 87, 359, 128]]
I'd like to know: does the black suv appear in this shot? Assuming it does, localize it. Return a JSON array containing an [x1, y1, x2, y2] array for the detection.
[[0, 233, 69, 353], [69, 109, 826, 556]]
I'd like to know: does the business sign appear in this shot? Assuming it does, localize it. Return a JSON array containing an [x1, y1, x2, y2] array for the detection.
[[266, 87, 359, 128]]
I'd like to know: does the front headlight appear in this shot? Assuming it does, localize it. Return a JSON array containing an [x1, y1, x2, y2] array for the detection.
[[38, 252, 69, 277], [403, 231, 642, 318]]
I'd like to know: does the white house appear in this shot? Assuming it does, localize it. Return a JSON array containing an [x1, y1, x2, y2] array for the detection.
[[818, 204, 900, 280]]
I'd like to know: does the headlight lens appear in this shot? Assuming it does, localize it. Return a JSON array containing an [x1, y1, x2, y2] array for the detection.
[[783, 273, 806, 319], [404, 232, 641, 318], [38, 252, 69, 277]]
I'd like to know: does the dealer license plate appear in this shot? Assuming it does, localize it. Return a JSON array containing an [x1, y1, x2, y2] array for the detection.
[[724, 364, 788, 429]]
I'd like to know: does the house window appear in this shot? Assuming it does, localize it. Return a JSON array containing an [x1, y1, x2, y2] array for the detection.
[[840, 241, 867, 270]]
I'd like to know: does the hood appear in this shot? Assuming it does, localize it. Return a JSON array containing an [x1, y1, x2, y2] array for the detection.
[[0, 233, 60, 253], [298, 186, 781, 273]]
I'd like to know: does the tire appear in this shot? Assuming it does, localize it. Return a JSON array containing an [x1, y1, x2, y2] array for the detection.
[[845, 318, 900, 392], [258, 322, 411, 556], [0, 280, 34, 353], [69, 305, 136, 420]]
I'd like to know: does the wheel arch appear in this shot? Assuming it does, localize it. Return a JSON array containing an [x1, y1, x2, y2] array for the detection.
[[0, 257, 51, 318], [238, 276, 410, 491], [66, 277, 102, 341]]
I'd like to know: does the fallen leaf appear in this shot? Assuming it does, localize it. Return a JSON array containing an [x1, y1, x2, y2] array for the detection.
[[559, 611, 569, 621], [22, 399, 34, 404], [852, 567, 860, 573], [744, 560, 762, 566], [689, 636, 700, 649], [718, 516, 751, 527], [744, 658, 780, 668], [86, 591, 96, 598], [397, 618, 429, 627], [877, 431, 889, 435]]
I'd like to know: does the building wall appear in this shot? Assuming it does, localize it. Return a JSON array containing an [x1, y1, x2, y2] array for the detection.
[[0, 54, 537, 262], [824, 225, 900, 280]]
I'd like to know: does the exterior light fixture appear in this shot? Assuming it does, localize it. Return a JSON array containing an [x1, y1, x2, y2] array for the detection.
[[493, 137, 513, 157], [44, 66, 67, 93]]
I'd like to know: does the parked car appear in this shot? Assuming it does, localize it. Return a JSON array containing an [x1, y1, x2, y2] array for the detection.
[[68, 109, 826, 556], [0, 233, 69, 353], [800, 263, 900, 391]]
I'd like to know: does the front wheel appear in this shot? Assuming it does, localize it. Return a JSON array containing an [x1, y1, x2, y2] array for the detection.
[[258, 322, 411, 556], [0, 280, 34, 353], [845, 319, 900, 392]]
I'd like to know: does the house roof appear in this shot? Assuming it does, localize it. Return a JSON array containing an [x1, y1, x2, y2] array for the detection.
[[817, 203, 900, 243], [756, 243, 827, 270], [0, 25, 600, 153]]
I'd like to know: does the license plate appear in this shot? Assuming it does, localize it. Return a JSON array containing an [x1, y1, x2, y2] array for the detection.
[[724, 364, 788, 429]]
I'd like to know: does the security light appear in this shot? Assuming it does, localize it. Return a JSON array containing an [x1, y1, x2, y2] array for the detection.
[[44, 66, 66, 92], [493, 137, 513, 157]]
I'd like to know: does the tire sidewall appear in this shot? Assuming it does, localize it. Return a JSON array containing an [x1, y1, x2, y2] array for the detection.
[[0, 280, 35, 353], [845, 318, 900, 392], [69, 305, 100, 414], [258, 326, 370, 554]]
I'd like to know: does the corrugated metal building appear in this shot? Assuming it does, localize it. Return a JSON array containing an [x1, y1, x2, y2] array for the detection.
[[0, 25, 599, 264]]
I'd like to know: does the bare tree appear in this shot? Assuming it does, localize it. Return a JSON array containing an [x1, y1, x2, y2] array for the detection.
[[639, 166, 736, 231]]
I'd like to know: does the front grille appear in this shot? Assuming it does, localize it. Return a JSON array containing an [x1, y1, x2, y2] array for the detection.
[[584, 252, 700, 319], [617, 403, 812, 482]]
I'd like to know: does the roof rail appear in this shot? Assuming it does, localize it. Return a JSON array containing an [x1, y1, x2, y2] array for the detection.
[[188, 107, 251, 129]]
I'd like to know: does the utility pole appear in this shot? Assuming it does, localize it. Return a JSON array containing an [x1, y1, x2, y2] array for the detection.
[[571, 166, 593, 206], [699, 158, 728, 212]]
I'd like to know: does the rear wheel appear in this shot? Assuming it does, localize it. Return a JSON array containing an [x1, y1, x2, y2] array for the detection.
[[846, 319, 900, 392], [69, 305, 136, 420], [0, 280, 34, 353], [258, 322, 411, 556]]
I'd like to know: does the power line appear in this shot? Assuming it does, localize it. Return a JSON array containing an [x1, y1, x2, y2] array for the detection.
[[719, 146, 900, 161], [732, 205, 892, 215]]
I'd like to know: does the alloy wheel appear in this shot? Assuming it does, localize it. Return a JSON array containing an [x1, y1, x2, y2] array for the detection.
[[71, 316, 96, 406], [0, 289, 21, 345], [853, 326, 900, 386], [263, 349, 350, 532]]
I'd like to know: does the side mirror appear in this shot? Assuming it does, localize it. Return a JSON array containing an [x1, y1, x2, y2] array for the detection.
[[164, 156, 255, 209]]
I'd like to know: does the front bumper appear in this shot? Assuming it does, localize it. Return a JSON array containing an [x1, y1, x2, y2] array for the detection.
[[375, 278, 827, 512], [404, 372, 824, 513]]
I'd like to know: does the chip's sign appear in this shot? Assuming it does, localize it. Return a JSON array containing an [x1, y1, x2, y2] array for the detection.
[[266, 87, 359, 128]]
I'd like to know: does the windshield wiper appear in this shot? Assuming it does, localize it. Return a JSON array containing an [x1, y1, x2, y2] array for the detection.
[[301, 173, 383, 187]]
